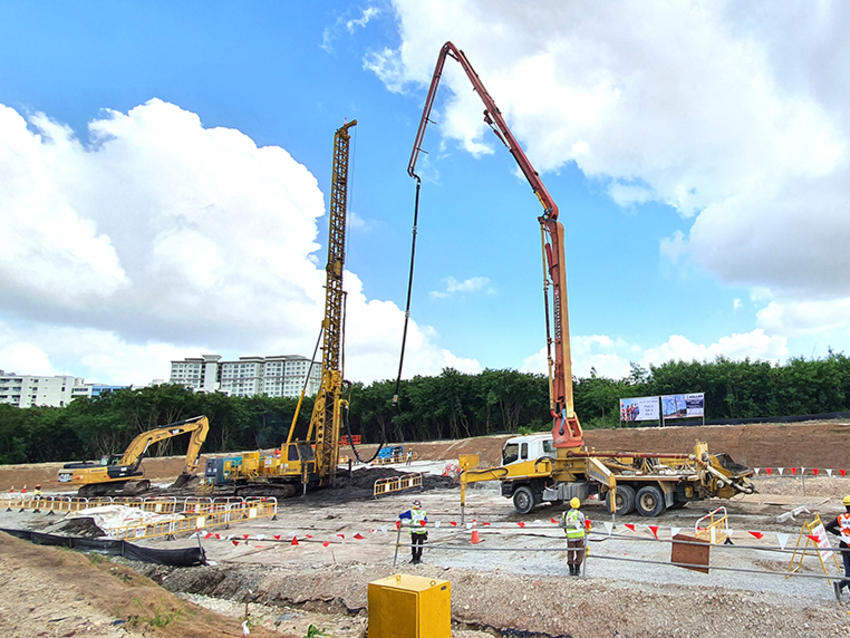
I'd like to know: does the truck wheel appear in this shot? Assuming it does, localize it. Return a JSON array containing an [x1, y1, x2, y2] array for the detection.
[[512, 486, 535, 515], [605, 484, 635, 516], [635, 485, 666, 517]]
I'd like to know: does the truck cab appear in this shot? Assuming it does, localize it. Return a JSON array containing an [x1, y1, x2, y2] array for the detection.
[[501, 433, 556, 466]]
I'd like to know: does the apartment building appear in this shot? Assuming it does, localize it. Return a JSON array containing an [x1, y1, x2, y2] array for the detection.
[[0, 371, 121, 408], [169, 354, 321, 398], [169, 354, 221, 392]]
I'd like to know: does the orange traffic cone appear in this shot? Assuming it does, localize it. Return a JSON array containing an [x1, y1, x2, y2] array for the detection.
[[470, 521, 481, 544]]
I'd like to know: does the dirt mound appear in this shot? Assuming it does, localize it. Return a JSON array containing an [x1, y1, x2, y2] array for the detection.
[[46, 517, 105, 538], [0, 531, 286, 637]]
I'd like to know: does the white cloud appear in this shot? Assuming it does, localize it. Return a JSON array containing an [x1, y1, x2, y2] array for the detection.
[[429, 275, 494, 299], [733, 298, 742, 311], [521, 329, 788, 381], [0, 100, 478, 384], [346, 7, 380, 33], [376, 1, 850, 349]]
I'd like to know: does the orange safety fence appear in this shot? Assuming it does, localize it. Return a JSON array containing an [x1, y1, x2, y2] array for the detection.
[[373, 472, 422, 498]]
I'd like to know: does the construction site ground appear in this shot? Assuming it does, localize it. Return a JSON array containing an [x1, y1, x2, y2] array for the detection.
[[1, 420, 849, 637]]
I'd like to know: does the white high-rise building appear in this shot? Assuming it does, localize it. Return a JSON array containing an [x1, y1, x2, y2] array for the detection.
[[169, 354, 221, 392], [169, 354, 321, 398], [0, 371, 117, 408]]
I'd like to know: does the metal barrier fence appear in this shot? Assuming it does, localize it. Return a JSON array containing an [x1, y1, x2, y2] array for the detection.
[[373, 472, 422, 497], [107, 498, 278, 540], [694, 506, 730, 544]]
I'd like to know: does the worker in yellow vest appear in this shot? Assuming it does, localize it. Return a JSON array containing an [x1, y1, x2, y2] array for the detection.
[[399, 499, 428, 564], [561, 497, 586, 577], [826, 495, 850, 601]]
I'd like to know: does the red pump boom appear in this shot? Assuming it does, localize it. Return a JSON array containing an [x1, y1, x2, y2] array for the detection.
[[408, 42, 583, 448]]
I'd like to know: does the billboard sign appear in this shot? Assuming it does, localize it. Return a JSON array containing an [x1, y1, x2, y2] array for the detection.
[[619, 396, 660, 422], [661, 393, 705, 419]]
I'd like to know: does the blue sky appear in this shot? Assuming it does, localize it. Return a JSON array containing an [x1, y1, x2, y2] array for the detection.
[[1, 1, 849, 385]]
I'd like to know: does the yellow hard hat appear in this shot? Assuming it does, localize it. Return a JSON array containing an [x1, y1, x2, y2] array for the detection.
[[842, 495, 850, 506], [570, 497, 581, 509]]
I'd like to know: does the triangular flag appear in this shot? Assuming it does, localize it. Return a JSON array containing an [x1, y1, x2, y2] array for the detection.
[[776, 533, 790, 550], [649, 525, 659, 539], [585, 519, 592, 531], [754, 468, 760, 476], [550, 517, 558, 524], [381, 525, 388, 534], [748, 531, 764, 540], [466, 522, 472, 530], [766, 468, 772, 475], [369, 529, 376, 534], [841, 469, 847, 478], [256, 534, 264, 541], [777, 467, 784, 475], [354, 533, 365, 539], [624, 523, 635, 532], [215, 534, 221, 540], [670, 527, 681, 538], [232, 540, 239, 546], [395, 520, 401, 530], [482, 521, 491, 526], [813, 468, 819, 476], [603, 521, 613, 536], [827, 469, 833, 478], [243, 534, 249, 540], [322, 541, 331, 548], [337, 533, 345, 539], [726, 529, 734, 539], [434, 521, 441, 528], [273, 534, 281, 540], [306, 534, 313, 539], [517, 522, 526, 528], [291, 536, 299, 546], [791, 467, 797, 475], [204, 532, 213, 540], [450, 521, 457, 527]]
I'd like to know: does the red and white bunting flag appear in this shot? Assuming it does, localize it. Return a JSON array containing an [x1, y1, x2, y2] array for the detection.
[[776, 533, 790, 550], [603, 521, 614, 536], [517, 522, 526, 528], [791, 467, 797, 475], [322, 541, 331, 548], [232, 540, 239, 547], [204, 532, 213, 540], [434, 521, 441, 528], [215, 534, 221, 540], [841, 469, 847, 478], [450, 521, 457, 527], [624, 523, 636, 532], [337, 533, 345, 539], [273, 534, 281, 540], [670, 527, 681, 538], [748, 531, 764, 540], [306, 534, 313, 539], [648, 525, 659, 539], [482, 522, 491, 526], [777, 467, 784, 476], [291, 536, 299, 546], [754, 468, 760, 476], [827, 469, 833, 478], [766, 468, 772, 475], [243, 534, 249, 540], [813, 468, 819, 476], [354, 533, 365, 539], [550, 517, 558, 524]]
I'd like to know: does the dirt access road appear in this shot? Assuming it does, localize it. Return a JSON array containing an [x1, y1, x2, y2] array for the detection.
[[2, 420, 850, 637]]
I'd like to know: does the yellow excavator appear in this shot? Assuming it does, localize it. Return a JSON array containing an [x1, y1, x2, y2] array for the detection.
[[58, 415, 209, 496]]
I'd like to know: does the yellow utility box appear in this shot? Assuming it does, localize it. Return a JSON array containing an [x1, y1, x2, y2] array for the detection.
[[368, 573, 451, 638]]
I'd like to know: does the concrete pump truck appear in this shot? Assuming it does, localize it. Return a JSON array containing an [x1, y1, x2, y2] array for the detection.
[[408, 42, 755, 519]]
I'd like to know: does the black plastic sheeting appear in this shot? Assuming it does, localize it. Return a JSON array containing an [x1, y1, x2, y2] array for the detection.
[[0, 528, 206, 567]]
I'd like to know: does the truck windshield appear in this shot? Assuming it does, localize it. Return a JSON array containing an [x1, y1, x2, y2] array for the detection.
[[502, 443, 519, 465]]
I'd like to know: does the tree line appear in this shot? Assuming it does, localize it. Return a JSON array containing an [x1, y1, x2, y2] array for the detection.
[[2, 352, 850, 465]]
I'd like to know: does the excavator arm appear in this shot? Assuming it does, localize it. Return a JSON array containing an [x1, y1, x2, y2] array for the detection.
[[118, 415, 210, 473], [408, 42, 582, 448]]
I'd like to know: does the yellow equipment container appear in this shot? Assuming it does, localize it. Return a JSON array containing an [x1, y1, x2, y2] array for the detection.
[[368, 573, 451, 638]]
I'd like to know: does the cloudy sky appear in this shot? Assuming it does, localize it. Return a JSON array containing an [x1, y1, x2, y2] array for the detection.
[[1, 1, 848, 386]]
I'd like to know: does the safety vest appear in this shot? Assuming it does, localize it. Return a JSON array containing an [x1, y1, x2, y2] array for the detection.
[[562, 508, 586, 539], [410, 508, 427, 534], [839, 512, 850, 545]]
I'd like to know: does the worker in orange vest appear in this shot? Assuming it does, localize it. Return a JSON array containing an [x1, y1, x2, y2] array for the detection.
[[826, 495, 850, 601]]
